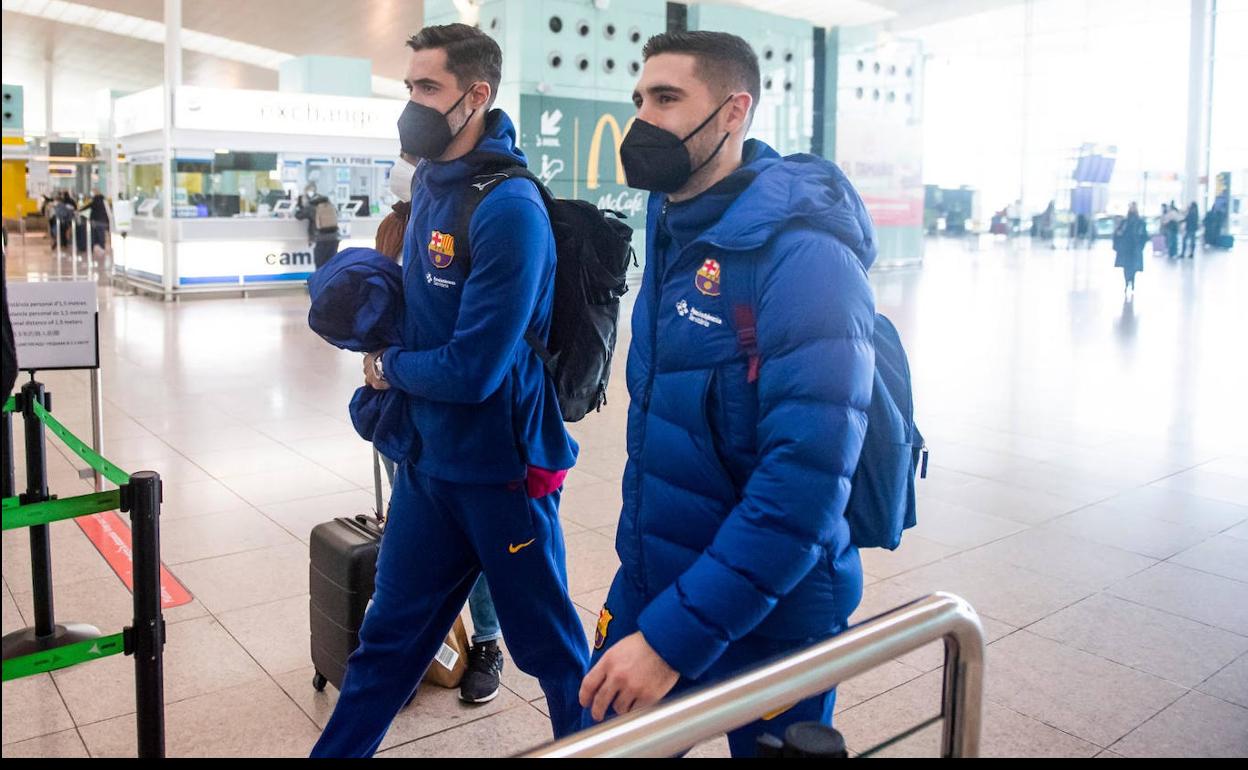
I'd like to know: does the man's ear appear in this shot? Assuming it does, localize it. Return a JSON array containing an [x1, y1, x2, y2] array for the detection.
[[469, 81, 493, 111], [724, 92, 754, 134]]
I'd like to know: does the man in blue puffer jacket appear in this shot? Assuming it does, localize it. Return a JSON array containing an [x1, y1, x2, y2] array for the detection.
[[311, 25, 588, 757], [579, 32, 876, 757]]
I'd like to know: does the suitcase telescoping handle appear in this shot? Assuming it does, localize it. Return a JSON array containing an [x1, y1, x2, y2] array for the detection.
[[372, 446, 385, 525]]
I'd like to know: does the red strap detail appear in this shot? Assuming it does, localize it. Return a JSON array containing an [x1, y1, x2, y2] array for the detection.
[[733, 305, 761, 384]]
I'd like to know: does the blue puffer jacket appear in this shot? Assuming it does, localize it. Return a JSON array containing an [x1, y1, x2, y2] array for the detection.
[[622, 140, 877, 679]]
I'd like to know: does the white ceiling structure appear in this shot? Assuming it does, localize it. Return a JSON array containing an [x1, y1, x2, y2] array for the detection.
[[2, 0, 1022, 139], [2, 0, 425, 137], [697, 0, 1027, 30]]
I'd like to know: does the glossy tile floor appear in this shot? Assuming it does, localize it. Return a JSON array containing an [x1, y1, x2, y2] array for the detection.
[[3, 232, 1246, 758]]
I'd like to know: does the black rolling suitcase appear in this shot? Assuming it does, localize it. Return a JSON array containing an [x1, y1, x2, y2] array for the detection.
[[309, 449, 386, 693], [308, 450, 469, 694]]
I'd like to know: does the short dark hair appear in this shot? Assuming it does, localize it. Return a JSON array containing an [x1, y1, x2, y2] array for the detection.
[[642, 31, 760, 119], [406, 23, 502, 107]]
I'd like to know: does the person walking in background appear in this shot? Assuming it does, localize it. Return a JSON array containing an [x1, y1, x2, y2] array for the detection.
[[296, 183, 341, 270], [85, 189, 112, 259], [1114, 203, 1148, 297], [1163, 201, 1181, 258], [1203, 204, 1224, 247], [1181, 202, 1199, 259], [51, 191, 77, 249]]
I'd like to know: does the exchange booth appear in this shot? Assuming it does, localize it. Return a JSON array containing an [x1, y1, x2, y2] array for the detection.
[[112, 85, 405, 297]]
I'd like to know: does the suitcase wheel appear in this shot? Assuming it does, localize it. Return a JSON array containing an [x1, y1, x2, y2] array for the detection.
[[312, 671, 328, 692]]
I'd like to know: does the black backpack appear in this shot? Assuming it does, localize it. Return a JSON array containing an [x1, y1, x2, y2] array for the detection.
[[456, 166, 635, 422]]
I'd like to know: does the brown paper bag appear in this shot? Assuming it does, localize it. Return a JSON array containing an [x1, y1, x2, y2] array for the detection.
[[422, 615, 470, 689]]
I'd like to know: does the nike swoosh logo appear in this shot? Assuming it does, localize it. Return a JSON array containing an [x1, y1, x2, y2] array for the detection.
[[508, 538, 536, 554]]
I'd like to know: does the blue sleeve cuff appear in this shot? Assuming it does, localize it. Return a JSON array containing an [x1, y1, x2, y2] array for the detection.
[[381, 346, 407, 391], [637, 585, 730, 680]]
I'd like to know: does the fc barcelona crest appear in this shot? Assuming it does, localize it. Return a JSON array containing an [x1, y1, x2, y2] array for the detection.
[[696, 258, 721, 297], [428, 230, 456, 269]]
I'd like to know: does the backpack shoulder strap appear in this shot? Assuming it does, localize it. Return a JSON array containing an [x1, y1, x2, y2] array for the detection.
[[455, 164, 558, 374], [723, 251, 762, 384], [455, 164, 547, 272]]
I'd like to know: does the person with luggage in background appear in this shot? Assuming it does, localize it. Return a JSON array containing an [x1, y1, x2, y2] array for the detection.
[[309, 24, 587, 757], [372, 151, 510, 706], [296, 183, 341, 269], [577, 31, 876, 757], [41, 193, 57, 240], [1203, 205, 1223, 247], [52, 191, 76, 249], [85, 189, 112, 260]]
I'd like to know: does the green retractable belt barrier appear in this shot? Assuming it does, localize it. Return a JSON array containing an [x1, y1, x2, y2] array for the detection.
[[31, 399, 130, 487], [2, 489, 124, 531], [2, 633, 127, 682], [2, 395, 129, 531]]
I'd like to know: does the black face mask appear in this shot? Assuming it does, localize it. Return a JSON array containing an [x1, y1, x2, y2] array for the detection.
[[620, 95, 734, 193], [397, 89, 476, 160]]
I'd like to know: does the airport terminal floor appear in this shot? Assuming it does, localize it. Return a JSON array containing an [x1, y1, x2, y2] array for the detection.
[[2, 230, 1245, 758]]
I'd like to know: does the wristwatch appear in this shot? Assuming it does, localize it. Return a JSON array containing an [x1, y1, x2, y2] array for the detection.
[[372, 353, 386, 382]]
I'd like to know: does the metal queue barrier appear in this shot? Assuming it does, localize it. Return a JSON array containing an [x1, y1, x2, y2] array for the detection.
[[1, 382, 166, 758]]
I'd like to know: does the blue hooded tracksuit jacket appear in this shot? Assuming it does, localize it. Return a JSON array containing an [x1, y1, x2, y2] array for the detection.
[[311, 111, 588, 758], [591, 140, 876, 755], [376, 110, 576, 481]]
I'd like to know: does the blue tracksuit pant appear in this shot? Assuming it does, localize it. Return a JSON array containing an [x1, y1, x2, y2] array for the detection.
[[589, 571, 846, 758], [310, 463, 590, 757]]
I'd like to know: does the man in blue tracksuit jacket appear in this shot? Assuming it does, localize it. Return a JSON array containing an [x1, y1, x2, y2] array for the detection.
[[311, 25, 588, 757], [579, 32, 876, 757]]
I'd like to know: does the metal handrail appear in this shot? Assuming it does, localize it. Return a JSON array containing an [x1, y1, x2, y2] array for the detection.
[[523, 592, 985, 758]]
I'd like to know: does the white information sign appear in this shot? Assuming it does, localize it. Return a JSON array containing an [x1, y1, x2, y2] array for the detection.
[[7, 282, 101, 371]]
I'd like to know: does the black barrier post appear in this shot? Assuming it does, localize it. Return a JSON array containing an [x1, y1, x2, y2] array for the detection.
[[124, 471, 165, 758], [20, 379, 56, 638], [2, 380, 100, 662], [2, 406, 13, 500]]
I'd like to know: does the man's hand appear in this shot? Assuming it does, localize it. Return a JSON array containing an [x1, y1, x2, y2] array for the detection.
[[579, 632, 680, 722], [363, 351, 390, 390]]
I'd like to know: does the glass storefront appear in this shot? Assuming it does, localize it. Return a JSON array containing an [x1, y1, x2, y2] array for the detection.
[[121, 151, 398, 221]]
